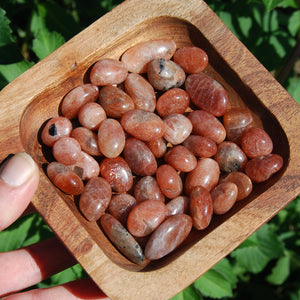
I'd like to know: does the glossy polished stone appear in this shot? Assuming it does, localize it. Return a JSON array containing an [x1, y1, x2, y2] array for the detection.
[[100, 156, 133, 193], [156, 164, 183, 199], [144, 214, 192, 260], [98, 85, 135, 118], [98, 118, 125, 158], [185, 73, 228, 116], [71, 127, 102, 157], [147, 58, 186, 91], [123, 138, 158, 176], [163, 113, 192, 145], [164, 145, 197, 172], [79, 177, 112, 221], [108, 194, 137, 226], [183, 135, 217, 158], [173, 46, 208, 74], [121, 39, 176, 73], [90, 58, 128, 86], [241, 127, 273, 158], [127, 200, 166, 237], [41, 116, 72, 147], [185, 158, 220, 195], [220, 171, 253, 201], [188, 110, 226, 144], [156, 88, 190, 117], [121, 109, 165, 142], [47, 161, 84, 195], [166, 196, 189, 217], [101, 214, 145, 265], [134, 176, 165, 203], [245, 154, 284, 183], [214, 141, 248, 173], [189, 186, 213, 230], [124, 72, 156, 112], [61, 84, 99, 119], [211, 182, 238, 215]]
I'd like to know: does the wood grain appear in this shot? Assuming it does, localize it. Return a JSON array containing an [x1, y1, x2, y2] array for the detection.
[[0, 0, 299, 299]]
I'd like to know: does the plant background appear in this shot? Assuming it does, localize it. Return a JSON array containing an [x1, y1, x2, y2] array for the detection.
[[0, 0, 299, 299]]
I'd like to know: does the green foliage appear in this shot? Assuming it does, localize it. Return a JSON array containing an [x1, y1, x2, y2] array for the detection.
[[0, 0, 299, 298]]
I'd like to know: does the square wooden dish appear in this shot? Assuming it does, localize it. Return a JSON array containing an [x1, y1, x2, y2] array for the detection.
[[0, 0, 299, 299]]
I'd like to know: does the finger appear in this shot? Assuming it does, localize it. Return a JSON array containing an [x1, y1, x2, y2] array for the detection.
[[5, 278, 109, 300], [0, 152, 39, 231], [0, 237, 77, 297]]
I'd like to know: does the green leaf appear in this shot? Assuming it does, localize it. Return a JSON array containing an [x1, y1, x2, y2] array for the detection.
[[266, 255, 290, 285], [213, 258, 238, 287], [0, 59, 34, 86], [32, 29, 65, 60], [263, 0, 285, 11], [256, 224, 285, 259], [171, 285, 202, 300], [231, 246, 270, 273], [193, 269, 233, 299], [288, 11, 300, 37], [0, 214, 37, 252], [286, 76, 300, 104], [0, 8, 14, 47]]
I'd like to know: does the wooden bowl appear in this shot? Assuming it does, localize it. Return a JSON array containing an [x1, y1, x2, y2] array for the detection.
[[0, 0, 299, 299]]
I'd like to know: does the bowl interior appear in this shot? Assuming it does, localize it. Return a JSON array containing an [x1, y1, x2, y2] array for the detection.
[[19, 16, 289, 271]]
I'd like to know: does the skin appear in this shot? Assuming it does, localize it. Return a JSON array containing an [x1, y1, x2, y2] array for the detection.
[[0, 153, 108, 299]]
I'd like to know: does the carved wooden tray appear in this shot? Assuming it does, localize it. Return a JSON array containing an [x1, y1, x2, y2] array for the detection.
[[0, 0, 299, 299]]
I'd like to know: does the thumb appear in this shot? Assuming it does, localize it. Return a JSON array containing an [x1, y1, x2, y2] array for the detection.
[[0, 152, 39, 231]]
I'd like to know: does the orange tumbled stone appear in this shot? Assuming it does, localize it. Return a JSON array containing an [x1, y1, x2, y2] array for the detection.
[[173, 46, 208, 74]]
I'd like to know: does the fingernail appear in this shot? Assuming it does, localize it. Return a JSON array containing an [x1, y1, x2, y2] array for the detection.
[[0, 153, 36, 187]]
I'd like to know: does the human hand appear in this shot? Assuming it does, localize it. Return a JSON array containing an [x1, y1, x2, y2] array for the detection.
[[0, 153, 109, 299]]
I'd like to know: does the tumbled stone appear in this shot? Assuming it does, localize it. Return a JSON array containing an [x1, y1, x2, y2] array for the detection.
[[127, 200, 166, 237], [147, 58, 186, 91], [52, 137, 81, 165], [121, 39, 176, 73], [156, 88, 190, 117], [185, 158, 220, 194], [166, 196, 189, 217], [121, 109, 165, 142], [144, 214, 192, 260], [101, 214, 145, 265], [163, 113, 192, 145], [214, 141, 248, 173], [223, 108, 253, 144], [123, 138, 157, 176], [219, 171, 253, 201], [108, 194, 137, 226], [134, 176, 165, 203], [78, 102, 107, 131], [173, 46, 208, 74], [61, 84, 99, 119], [183, 135, 217, 158], [211, 182, 238, 215], [100, 156, 133, 193], [164, 145, 197, 172], [241, 127, 273, 158], [79, 177, 112, 221], [245, 154, 284, 183], [189, 186, 213, 230], [90, 58, 128, 86], [185, 73, 228, 116], [146, 137, 167, 158], [124, 72, 156, 112], [71, 127, 102, 157], [156, 164, 183, 199], [188, 110, 226, 144], [41, 116, 72, 147], [98, 85, 135, 118], [98, 118, 125, 158], [47, 161, 84, 195]]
